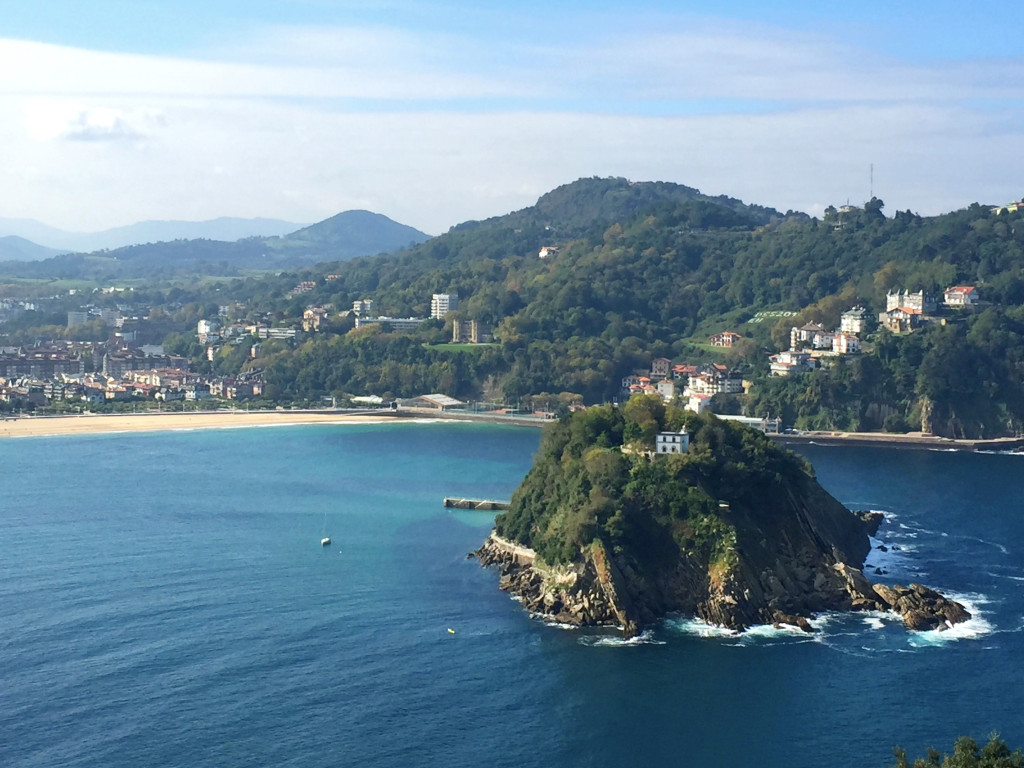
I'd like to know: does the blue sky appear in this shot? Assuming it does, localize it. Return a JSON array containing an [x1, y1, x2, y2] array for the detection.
[[1, 1, 1022, 233]]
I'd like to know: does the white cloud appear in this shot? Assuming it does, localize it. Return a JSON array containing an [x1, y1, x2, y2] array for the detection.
[[22, 100, 165, 142], [0, 16, 1022, 233]]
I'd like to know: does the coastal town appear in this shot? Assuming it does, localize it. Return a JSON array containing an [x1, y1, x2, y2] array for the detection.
[[0, 280, 990, 426]]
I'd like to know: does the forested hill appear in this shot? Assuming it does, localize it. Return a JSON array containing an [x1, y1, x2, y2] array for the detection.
[[251, 177, 1024, 438]]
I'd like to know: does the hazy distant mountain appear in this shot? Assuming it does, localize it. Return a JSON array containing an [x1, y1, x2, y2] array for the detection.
[[0, 216, 308, 254], [0, 210, 431, 278], [0, 235, 65, 261], [272, 210, 430, 256]]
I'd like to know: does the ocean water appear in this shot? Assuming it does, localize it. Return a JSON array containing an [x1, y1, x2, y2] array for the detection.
[[2, 423, 1023, 768]]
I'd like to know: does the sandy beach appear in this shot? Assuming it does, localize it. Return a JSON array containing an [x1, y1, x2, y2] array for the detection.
[[0, 410, 399, 439]]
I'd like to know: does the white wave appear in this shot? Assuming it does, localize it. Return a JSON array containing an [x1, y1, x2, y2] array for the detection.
[[539, 621, 579, 631], [863, 616, 886, 630], [964, 537, 1010, 555], [906, 592, 994, 646], [663, 617, 739, 638], [741, 622, 814, 640], [577, 630, 665, 647], [985, 571, 1024, 582], [664, 616, 819, 644]]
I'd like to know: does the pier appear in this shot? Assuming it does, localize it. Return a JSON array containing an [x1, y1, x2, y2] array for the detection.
[[443, 497, 511, 510]]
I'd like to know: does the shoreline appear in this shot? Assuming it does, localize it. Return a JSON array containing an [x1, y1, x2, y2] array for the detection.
[[773, 430, 1024, 453], [0, 406, 553, 439], [3, 408, 1021, 451], [0, 409, 405, 439]]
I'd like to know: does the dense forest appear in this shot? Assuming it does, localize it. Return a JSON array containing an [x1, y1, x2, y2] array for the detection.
[[5, 177, 1024, 437]]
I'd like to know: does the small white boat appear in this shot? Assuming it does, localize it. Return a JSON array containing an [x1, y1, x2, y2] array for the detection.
[[320, 510, 331, 546]]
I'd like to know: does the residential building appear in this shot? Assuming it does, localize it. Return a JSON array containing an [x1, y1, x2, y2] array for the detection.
[[686, 364, 743, 396], [769, 350, 817, 376], [832, 333, 862, 355], [944, 286, 980, 307], [352, 299, 374, 316], [840, 306, 869, 335], [992, 201, 1023, 215], [67, 311, 89, 326], [197, 319, 220, 343], [302, 307, 328, 332], [709, 331, 742, 348], [650, 357, 672, 380], [880, 307, 922, 334], [791, 322, 833, 351], [672, 364, 698, 381], [656, 379, 675, 402], [538, 246, 559, 259], [886, 290, 936, 314], [288, 281, 317, 297], [430, 293, 459, 319]]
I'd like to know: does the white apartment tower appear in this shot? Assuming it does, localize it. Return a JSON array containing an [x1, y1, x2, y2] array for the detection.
[[430, 293, 459, 319]]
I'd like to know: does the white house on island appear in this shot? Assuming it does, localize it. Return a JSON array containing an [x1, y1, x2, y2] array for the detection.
[[656, 430, 690, 454]]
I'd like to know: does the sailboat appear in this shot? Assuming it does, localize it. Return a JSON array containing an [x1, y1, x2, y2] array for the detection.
[[320, 510, 331, 546]]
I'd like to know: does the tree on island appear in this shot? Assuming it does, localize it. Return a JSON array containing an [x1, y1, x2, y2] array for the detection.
[[893, 734, 1023, 768]]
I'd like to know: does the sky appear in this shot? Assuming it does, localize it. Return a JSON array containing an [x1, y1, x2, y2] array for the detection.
[[1, 1, 1022, 235]]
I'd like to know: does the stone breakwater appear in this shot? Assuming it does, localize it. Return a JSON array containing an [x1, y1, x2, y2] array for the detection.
[[473, 531, 971, 636]]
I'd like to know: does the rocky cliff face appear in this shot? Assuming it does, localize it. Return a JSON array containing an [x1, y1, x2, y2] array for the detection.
[[474, 507, 969, 636]]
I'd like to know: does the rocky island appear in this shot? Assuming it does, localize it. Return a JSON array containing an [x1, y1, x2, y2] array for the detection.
[[474, 398, 970, 637]]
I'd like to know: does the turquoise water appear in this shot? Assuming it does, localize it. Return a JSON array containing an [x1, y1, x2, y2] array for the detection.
[[2, 423, 1023, 767]]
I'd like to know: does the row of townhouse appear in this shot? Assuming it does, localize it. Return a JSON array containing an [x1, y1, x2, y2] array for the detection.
[[777, 306, 870, 376], [622, 361, 744, 412], [880, 287, 983, 333], [1, 367, 265, 408]]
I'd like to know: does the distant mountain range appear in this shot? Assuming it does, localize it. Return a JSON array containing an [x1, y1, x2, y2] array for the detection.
[[0, 235, 64, 262], [0, 210, 431, 276], [0, 216, 310, 258]]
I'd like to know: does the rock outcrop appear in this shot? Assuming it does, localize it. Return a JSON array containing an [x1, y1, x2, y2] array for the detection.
[[474, 521, 970, 637]]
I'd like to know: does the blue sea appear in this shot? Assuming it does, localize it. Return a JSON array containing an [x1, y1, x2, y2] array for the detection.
[[2, 421, 1023, 768]]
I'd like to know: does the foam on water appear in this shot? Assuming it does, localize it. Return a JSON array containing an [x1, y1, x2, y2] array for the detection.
[[906, 592, 994, 646], [577, 630, 665, 647], [663, 617, 739, 639]]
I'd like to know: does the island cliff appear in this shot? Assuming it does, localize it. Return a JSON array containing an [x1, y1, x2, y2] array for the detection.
[[474, 399, 969, 636]]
